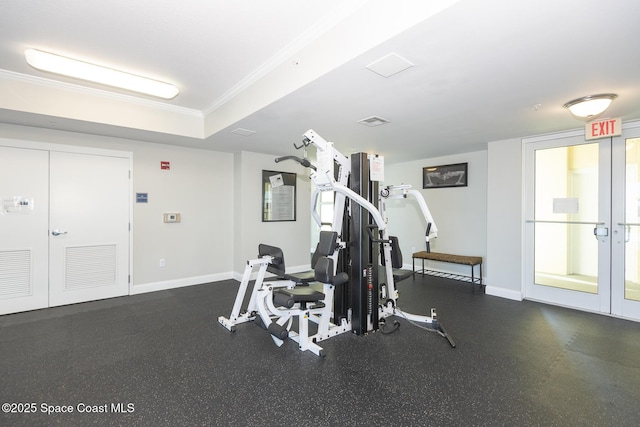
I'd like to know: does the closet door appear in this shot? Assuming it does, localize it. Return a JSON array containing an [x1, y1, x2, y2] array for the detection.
[[0, 147, 49, 315], [49, 151, 130, 307]]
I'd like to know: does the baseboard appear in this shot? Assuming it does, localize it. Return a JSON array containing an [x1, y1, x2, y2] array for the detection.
[[232, 264, 311, 282], [131, 272, 234, 295], [485, 286, 523, 301], [133, 264, 313, 294], [133, 267, 524, 303], [411, 265, 522, 301]]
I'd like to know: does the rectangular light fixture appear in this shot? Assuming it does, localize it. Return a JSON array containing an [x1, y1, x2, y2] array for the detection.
[[25, 48, 179, 99]]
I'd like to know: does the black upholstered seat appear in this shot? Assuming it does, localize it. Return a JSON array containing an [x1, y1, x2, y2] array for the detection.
[[381, 236, 413, 282], [259, 231, 338, 284], [273, 287, 325, 309]]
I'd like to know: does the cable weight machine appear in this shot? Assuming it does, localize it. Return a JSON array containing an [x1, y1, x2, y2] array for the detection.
[[280, 130, 455, 345], [219, 130, 454, 356]]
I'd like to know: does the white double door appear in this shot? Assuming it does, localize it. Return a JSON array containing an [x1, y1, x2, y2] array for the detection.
[[524, 123, 640, 321], [0, 144, 131, 315]]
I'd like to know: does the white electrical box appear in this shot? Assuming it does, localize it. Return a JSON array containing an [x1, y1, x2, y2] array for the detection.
[[163, 213, 181, 223]]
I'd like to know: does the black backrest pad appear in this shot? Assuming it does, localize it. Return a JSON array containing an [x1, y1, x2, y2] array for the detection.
[[314, 256, 334, 283], [311, 231, 338, 268], [258, 244, 285, 277], [389, 236, 403, 269]]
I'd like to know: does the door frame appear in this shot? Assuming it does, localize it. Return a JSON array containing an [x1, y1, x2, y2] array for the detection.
[[0, 137, 133, 310], [523, 131, 611, 313], [611, 122, 640, 320], [522, 121, 640, 321]]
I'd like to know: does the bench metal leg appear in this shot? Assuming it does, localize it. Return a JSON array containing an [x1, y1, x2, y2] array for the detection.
[[471, 263, 485, 293]]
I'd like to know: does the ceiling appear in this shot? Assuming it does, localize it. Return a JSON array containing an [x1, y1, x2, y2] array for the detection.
[[1, 0, 640, 164]]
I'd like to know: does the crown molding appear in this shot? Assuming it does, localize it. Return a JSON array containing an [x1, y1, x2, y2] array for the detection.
[[202, 0, 370, 116]]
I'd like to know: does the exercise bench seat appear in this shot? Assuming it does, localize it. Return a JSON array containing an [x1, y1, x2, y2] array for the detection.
[[412, 251, 484, 291], [273, 287, 325, 309], [259, 230, 338, 285]]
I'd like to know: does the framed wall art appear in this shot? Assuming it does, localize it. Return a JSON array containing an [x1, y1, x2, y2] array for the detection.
[[423, 163, 468, 189], [262, 170, 296, 222]]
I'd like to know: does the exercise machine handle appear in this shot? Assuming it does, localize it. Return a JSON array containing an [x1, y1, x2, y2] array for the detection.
[[366, 225, 390, 244], [275, 155, 317, 171]]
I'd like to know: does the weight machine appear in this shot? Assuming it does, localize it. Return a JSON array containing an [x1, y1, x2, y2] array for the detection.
[[218, 130, 455, 355], [218, 232, 350, 357]]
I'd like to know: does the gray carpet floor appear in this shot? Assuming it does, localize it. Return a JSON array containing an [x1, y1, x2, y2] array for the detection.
[[1, 274, 639, 426]]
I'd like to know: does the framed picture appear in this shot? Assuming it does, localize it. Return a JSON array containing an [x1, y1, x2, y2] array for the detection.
[[262, 170, 296, 222], [423, 163, 468, 189]]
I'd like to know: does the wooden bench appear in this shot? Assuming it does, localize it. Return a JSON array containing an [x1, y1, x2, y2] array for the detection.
[[412, 251, 484, 292]]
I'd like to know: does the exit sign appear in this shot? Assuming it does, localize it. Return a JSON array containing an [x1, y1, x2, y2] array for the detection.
[[585, 117, 622, 140]]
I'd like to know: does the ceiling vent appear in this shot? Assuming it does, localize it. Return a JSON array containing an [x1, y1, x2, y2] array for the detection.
[[366, 52, 414, 78], [231, 127, 256, 136], [357, 115, 390, 127]]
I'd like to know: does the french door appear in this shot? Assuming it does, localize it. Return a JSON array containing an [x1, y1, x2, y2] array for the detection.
[[524, 123, 640, 321], [0, 142, 131, 315]]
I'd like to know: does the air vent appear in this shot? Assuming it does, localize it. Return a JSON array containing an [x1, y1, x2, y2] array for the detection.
[[65, 244, 117, 290], [366, 52, 414, 78], [0, 249, 31, 298], [231, 128, 256, 136], [357, 116, 390, 127]]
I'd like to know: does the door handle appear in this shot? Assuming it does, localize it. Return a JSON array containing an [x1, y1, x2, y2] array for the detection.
[[593, 226, 608, 239], [617, 223, 640, 243], [51, 230, 68, 236]]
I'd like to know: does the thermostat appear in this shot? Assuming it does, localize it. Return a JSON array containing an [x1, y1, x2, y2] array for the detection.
[[163, 213, 181, 223]]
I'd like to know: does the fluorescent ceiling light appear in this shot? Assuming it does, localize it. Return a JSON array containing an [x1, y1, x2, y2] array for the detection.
[[563, 93, 617, 121], [25, 49, 179, 99]]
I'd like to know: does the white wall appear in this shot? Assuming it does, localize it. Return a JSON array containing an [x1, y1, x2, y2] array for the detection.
[[233, 151, 312, 276], [384, 150, 488, 277], [486, 138, 523, 300], [0, 122, 524, 303], [130, 143, 234, 292], [0, 123, 234, 293]]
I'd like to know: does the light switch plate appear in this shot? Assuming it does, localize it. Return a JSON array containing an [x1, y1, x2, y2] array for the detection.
[[163, 213, 181, 223]]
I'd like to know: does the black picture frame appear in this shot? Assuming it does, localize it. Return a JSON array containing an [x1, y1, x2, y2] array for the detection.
[[423, 163, 468, 189], [262, 170, 297, 222]]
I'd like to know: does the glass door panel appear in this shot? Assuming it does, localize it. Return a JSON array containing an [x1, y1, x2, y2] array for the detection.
[[533, 143, 600, 293], [624, 137, 640, 302], [612, 128, 640, 320], [535, 223, 598, 293], [525, 134, 611, 313]]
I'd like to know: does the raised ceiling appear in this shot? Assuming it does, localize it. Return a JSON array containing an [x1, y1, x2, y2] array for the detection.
[[1, 0, 640, 163]]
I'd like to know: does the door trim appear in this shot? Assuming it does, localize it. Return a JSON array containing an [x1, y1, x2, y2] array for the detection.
[[522, 120, 640, 320], [0, 137, 133, 309], [523, 132, 611, 313]]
